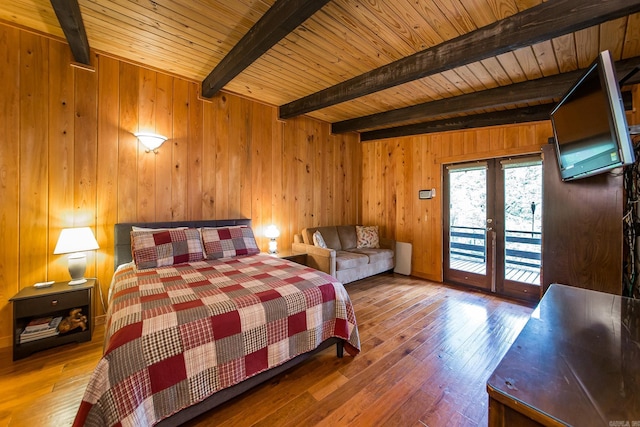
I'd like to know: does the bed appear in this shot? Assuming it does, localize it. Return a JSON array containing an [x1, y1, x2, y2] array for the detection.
[[73, 219, 360, 427]]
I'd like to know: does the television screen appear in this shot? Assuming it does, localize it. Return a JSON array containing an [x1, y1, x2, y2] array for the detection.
[[550, 50, 634, 181]]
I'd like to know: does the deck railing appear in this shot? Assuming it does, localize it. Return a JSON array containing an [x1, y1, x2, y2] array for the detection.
[[450, 226, 541, 271]]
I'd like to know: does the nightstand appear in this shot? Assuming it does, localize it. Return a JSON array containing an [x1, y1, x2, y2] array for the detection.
[[10, 279, 95, 361], [271, 250, 308, 266]]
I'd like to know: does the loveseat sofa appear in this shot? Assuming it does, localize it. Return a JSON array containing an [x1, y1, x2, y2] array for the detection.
[[292, 225, 395, 284]]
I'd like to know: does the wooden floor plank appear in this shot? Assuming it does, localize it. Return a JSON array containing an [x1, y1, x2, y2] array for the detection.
[[452, 258, 541, 285], [0, 273, 534, 426]]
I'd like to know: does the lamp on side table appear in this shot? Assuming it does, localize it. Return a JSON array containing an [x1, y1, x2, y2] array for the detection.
[[53, 227, 99, 285], [264, 224, 280, 254]]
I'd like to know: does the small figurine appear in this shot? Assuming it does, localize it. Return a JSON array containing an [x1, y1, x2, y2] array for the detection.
[[58, 308, 88, 334]]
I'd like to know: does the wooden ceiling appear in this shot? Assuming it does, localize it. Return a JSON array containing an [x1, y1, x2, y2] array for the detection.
[[2, 0, 640, 139]]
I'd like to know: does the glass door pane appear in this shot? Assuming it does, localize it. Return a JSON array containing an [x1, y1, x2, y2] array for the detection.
[[445, 162, 492, 290], [502, 160, 542, 286]]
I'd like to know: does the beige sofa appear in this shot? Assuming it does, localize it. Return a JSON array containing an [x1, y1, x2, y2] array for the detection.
[[292, 225, 395, 284]]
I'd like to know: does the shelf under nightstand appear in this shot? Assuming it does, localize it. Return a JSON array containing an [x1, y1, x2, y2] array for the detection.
[[10, 279, 95, 361]]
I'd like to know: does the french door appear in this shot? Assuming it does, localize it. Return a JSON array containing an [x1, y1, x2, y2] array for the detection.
[[443, 156, 542, 302]]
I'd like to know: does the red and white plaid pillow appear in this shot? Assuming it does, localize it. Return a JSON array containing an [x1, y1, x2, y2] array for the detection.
[[131, 228, 204, 269], [201, 226, 260, 259]]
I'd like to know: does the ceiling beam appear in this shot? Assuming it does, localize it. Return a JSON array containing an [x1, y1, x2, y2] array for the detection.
[[360, 105, 553, 142], [333, 56, 640, 134], [280, 0, 640, 119], [49, 0, 91, 65], [201, 0, 331, 98], [335, 75, 576, 134]]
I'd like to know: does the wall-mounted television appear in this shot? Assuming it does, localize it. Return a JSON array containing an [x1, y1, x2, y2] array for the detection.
[[550, 50, 635, 181]]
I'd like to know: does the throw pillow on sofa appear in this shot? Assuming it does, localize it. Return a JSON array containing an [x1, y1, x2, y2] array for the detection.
[[313, 230, 327, 248], [356, 225, 380, 248]]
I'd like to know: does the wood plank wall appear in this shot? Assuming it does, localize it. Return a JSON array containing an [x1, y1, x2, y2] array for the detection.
[[0, 23, 361, 348], [362, 123, 554, 282], [2, 20, 638, 350], [362, 93, 639, 283]]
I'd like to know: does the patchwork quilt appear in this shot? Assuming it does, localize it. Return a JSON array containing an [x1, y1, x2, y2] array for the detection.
[[74, 254, 360, 426]]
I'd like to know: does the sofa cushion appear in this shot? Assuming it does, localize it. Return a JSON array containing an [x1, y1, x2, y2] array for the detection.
[[337, 225, 358, 250], [335, 251, 369, 270], [349, 248, 394, 264], [303, 226, 341, 250]]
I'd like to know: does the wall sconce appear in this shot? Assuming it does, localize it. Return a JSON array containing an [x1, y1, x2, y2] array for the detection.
[[134, 132, 167, 153], [264, 225, 280, 254], [54, 227, 100, 285]]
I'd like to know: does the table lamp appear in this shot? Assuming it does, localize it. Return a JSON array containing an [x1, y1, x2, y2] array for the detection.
[[264, 225, 280, 254], [53, 227, 99, 285]]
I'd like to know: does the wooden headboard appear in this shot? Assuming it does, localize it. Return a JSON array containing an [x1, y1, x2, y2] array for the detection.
[[114, 219, 252, 268]]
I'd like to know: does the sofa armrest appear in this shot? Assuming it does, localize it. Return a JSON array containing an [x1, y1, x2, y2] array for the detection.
[[380, 237, 395, 250], [292, 242, 336, 277]]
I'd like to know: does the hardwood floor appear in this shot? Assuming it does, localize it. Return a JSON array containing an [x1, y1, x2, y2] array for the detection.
[[0, 274, 534, 427], [450, 259, 541, 285]]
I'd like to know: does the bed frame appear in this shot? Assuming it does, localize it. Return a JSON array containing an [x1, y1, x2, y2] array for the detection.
[[112, 219, 344, 426]]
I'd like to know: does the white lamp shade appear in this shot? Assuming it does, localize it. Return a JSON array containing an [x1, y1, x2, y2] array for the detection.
[[265, 225, 279, 254], [54, 227, 99, 254], [264, 225, 280, 239], [54, 227, 99, 285], [135, 132, 167, 151]]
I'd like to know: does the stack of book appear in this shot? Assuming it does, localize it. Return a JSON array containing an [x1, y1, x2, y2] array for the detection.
[[20, 316, 63, 343]]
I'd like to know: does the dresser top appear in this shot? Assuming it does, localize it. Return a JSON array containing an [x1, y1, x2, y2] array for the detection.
[[487, 284, 640, 426]]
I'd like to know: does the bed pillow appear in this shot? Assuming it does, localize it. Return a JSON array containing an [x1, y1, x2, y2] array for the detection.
[[312, 230, 327, 248], [131, 228, 205, 269], [201, 226, 260, 259], [131, 226, 187, 231], [356, 225, 380, 249]]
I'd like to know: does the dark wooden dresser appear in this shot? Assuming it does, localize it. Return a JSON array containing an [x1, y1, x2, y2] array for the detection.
[[487, 284, 640, 426]]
